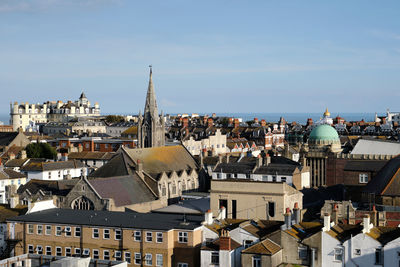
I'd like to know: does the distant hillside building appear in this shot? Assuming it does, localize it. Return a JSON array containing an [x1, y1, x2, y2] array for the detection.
[[138, 67, 165, 148], [10, 93, 100, 131]]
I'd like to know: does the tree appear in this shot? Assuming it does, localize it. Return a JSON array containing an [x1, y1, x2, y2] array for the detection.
[[220, 117, 230, 128], [26, 143, 57, 159], [105, 115, 125, 123]]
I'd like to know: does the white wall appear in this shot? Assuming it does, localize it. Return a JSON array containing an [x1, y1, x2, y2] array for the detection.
[[229, 227, 258, 246], [321, 232, 344, 267], [27, 168, 87, 181], [343, 233, 381, 267], [384, 236, 400, 267]]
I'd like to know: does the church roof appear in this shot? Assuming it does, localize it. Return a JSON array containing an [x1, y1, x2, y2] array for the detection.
[[80, 92, 87, 99], [308, 124, 339, 142]]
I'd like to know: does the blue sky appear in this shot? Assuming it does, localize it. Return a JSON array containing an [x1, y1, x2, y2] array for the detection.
[[1, 0, 400, 115]]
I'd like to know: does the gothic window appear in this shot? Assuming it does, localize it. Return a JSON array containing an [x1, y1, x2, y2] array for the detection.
[[72, 196, 94, 210]]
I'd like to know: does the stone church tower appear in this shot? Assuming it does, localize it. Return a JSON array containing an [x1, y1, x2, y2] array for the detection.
[[138, 66, 165, 148]]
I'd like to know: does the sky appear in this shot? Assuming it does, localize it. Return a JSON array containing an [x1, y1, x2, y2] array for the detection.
[[0, 0, 400, 115]]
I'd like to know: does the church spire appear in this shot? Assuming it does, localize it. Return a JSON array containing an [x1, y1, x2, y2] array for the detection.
[[144, 65, 158, 119]]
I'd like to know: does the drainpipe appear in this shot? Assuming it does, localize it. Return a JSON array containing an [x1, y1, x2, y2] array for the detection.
[[310, 247, 316, 267]]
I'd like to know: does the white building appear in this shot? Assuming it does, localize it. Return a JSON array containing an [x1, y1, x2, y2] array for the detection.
[[10, 93, 100, 131], [182, 129, 228, 156], [0, 167, 27, 204], [20, 160, 87, 181]]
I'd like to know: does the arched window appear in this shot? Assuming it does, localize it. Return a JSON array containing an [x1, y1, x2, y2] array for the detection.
[[72, 196, 94, 210]]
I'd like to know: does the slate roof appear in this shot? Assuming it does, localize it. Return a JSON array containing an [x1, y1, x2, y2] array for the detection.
[[343, 160, 387, 172], [8, 208, 203, 230], [214, 161, 255, 174], [4, 158, 29, 168], [326, 223, 363, 242], [0, 205, 27, 223], [17, 179, 78, 197], [89, 153, 133, 178], [239, 220, 283, 238], [241, 238, 281, 255], [285, 222, 323, 240], [68, 151, 115, 161], [364, 156, 400, 195], [21, 160, 85, 172], [153, 197, 210, 215], [0, 168, 26, 180], [366, 226, 400, 245], [88, 175, 157, 207], [0, 132, 19, 147]]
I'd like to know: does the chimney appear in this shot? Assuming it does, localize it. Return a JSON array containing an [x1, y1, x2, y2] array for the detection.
[[228, 118, 233, 125], [362, 214, 373, 233], [260, 119, 266, 127], [293, 202, 301, 224], [226, 154, 230, 163], [204, 210, 213, 225], [332, 204, 339, 225], [207, 118, 214, 128], [234, 119, 240, 129], [182, 117, 189, 128], [371, 205, 378, 226], [218, 154, 223, 164], [137, 159, 143, 173], [9, 152, 15, 160], [284, 208, 292, 229], [323, 213, 331, 232], [254, 118, 259, 124], [219, 229, 232, 251], [20, 150, 27, 159], [91, 140, 95, 152], [256, 154, 263, 168], [66, 174, 72, 180], [265, 154, 271, 165]]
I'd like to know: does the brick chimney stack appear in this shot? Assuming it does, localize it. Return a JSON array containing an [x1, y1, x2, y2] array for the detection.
[[260, 119, 266, 127], [219, 229, 231, 251], [234, 119, 240, 129], [207, 118, 214, 128]]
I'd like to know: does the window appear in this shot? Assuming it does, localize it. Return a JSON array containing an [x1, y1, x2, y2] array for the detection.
[[115, 229, 122, 240], [115, 251, 122, 261], [46, 246, 52, 255], [48, 172, 52, 179], [74, 248, 81, 256], [298, 247, 308, 259], [45, 225, 51, 235], [36, 246, 43, 255], [28, 245, 34, 254], [244, 240, 252, 248], [93, 249, 99, 259], [334, 248, 343, 262], [172, 184, 177, 195], [268, 202, 275, 218], [281, 177, 287, 183], [75, 227, 81, 237], [134, 253, 141, 265], [272, 175, 276, 182], [252, 256, 261, 267], [55, 226, 62, 236], [37, 225, 43, 235], [93, 228, 99, 238], [359, 173, 369, 184], [354, 249, 361, 256], [145, 253, 152, 266], [65, 247, 71, 257], [27, 224, 34, 234], [103, 250, 110, 260], [211, 252, 219, 264], [156, 232, 163, 243], [375, 248, 383, 265], [56, 247, 62, 256], [104, 229, 110, 239], [178, 232, 188, 243], [146, 232, 153, 242], [156, 254, 163, 266], [125, 252, 131, 263], [65, 226, 72, 237], [83, 248, 90, 257], [134, 230, 141, 241], [58, 171, 61, 178], [162, 186, 166, 196], [178, 263, 188, 267]]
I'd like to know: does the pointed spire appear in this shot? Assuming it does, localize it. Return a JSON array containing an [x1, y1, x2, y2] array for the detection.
[[144, 65, 158, 119]]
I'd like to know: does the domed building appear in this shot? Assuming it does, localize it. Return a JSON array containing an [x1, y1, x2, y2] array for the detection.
[[302, 124, 342, 187]]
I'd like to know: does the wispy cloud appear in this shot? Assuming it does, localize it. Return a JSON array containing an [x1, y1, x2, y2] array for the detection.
[[0, 0, 121, 13], [369, 29, 400, 41]]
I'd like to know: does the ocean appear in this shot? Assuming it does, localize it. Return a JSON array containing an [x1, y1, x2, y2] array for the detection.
[[0, 112, 378, 126]]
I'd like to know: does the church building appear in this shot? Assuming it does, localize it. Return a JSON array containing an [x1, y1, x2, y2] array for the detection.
[[138, 66, 165, 148]]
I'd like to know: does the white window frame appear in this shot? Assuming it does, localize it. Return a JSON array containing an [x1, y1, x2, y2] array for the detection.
[[103, 229, 110, 239], [334, 248, 343, 262], [115, 250, 122, 261], [156, 254, 163, 266], [55, 226, 62, 236], [92, 228, 99, 239], [65, 247, 71, 257], [134, 230, 141, 242], [65, 226, 72, 237], [75, 248, 81, 256], [56, 246, 62, 256], [74, 227, 81, 237], [252, 256, 261, 267], [178, 232, 188, 243], [145, 253, 152, 266], [93, 249, 99, 259], [103, 250, 110, 260], [125, 252, 131, 263], [115, 229, 122, 240], [36, 245, 43, 254], [156, 232, 163, 243], [83, 248, 90, 256], [27, 224, 34, 234], [37, 225, 43, 235], [359, 173, 368, 184], [28, 244, 34, 254], [45, 246, 52, 256], [146, 232, 153, 242], [45, 225, 52, 235], [134, 252, 141, 265]]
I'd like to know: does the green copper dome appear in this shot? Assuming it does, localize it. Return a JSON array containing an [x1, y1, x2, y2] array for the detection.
[[309, 124, 339, 142]]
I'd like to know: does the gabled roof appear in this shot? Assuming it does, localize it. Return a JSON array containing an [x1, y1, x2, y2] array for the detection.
[[201, 238, 241, 251], [88, 175, 157, 207], [17, 179, 78, 196], [285, 222, 323, 240], [343, 160, 387, 172], [241, 238, 281, 255], [21, 160, 85, 172], [4, 158, 29, 168], [366, 226, 400, 245], [89, 152, 134, 178], [0, 168, 26, 180], [0, 132, 19, 147], [364, 156, 400, 195], [0, 205, 27, 223], [326, 223, 363, 242]]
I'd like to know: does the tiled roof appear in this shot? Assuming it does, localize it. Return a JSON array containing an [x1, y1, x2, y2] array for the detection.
[[240, 220, 283, 238], [285, 222, 323, 240], [364, 156, 400, 195], [68, 151, 115, 160], [21, 160, 85, 172], [366, 226, 400, 245], [0, 168, 26, 180], [241, 238, 281, 255], [201, 238, 242, 251], [326, 223, 363, 242]]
